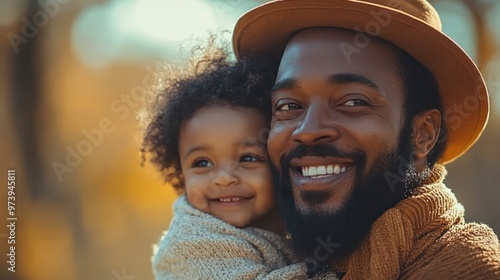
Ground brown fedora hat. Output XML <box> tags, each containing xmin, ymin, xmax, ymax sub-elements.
<box><xmin>233</xmin><ymin>0</ymin><xmax>489</xmax><ymax>164</ymax></box>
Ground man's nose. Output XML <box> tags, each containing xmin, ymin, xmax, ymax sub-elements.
<box><xmin>211</xmin><ymin>163</ymin><xmax>239</xmax><ymax>187</ymax></box>
<box><xmin>292</xmin><ymin>103</ymin><xmax>340</xmax><ymax>145</ymax></box>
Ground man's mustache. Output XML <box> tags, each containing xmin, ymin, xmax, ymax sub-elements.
<box><xmin>279</xmin><ymin>144</ymin><xmax>366</xmax><ymax>169</ymax></box>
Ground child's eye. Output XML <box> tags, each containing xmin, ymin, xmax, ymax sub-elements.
<box><xmin>192</xmin><ymin>159</ymin><xmax>213</xmax><ymax>168</ymax></box>
<box><xmin>240</xmin><ymin>155</ymin><xmax>261</xmax><ymax>162</ymax></box>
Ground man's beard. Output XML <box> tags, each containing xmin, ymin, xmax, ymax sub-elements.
<box><xmin>272</xmin><ymin>124</ymin><xmax>429</xmax><ymax>274</ymax></box>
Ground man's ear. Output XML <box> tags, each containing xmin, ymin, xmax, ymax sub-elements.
<box><xmin>412</xmin><ymin>109</ymin><xmax>441</xmax><ymax>164</ymax></box>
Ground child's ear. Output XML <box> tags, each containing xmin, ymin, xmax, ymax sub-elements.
<box><xmin>411</xmin><ymin>109</ymin><xmax>441</xmax><ymax>165</ymax></box>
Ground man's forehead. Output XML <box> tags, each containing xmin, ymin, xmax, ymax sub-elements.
<box><xmin>277</xmin><ymin>27</ymin><xmax>401</xmax><ymax>79</ymax></box>
<box><xmin>279</xmin><ymin>28</ymin><xmax>351</xmax><ymax>66</ymax></box>
<box><xmin>288</xmin><ymin>27</ymin><xmax>356</xmax><ymax>44</ymax></box>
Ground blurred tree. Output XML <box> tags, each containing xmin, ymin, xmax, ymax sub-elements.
<box><xmin>462</xmin><ymin>0</ymin><xmax>497</xmax><ymax>68</ymax></box>
<box><xmin>10</xmin><ymin>0</ymin><xmax>44</xmax><ymax>199</ymax></box>
<box><xmin>8</xmin><ymin>2</ymin><xmax>88</xmax><ymax>279</ymax></box>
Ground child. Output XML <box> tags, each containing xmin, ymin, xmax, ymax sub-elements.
<box><xmin>141</xmin><ymin>47</ymin><xmax>338</xmax><ymax>279</ymax></box>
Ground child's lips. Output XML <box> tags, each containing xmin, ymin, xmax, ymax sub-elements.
<box><xmin>217</xmin><ymin>196</ymin><xmax>244</xmax><ymax>203</ymax></box>
<box><xmin>210</xmin><ymin>196</ymin><xmax>252</xmax><ymax>205</ymax></box>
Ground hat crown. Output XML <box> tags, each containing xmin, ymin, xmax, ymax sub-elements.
<box><xmin>356</xmin><ymin>0</ymin><xmax>442</xmax><ymax>30</ymax></box>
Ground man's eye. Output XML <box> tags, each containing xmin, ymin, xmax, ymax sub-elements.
<box><xmin>276</xmin><ymin>103</ymin><xmax>302</xmax><ymax>111</ymax></box>
<box><xmin>192</xmin><ymin>159</ymin><xmax>213</xmax><ymax>168</ymax></box>
<box><xmin>343</xmin><ymin>99</ymin><xmax>369</xmax><ymax>106</ymax></box>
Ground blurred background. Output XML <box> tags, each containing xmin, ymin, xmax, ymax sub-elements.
<box><xmin>0</xmin><ymin>0</ymin><xmax>499</xmax><ymax>279</ymax></box>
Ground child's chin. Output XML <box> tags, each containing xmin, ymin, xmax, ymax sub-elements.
<box><xmin>220</xmin><ymin>216</ymin><xmax>251</xmax><ymax>228</ymax></box>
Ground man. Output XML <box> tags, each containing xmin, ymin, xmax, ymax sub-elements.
<box><xmin>233</xmin><ymin>0</ymin><xmax>500</xmax><ymax>279</ymax></box>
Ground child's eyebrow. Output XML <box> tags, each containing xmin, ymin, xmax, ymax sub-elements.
<box><xmin>183</xmin><ymin>145</ymin><xmax>209</xmax><ymax>160</ymax></box>
<box><xmin>240</xmin><ymin>138</ymin><xmax>266</xmax><ymax>149</ymax></box>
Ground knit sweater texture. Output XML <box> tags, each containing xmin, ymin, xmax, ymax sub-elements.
<box><xmin>333</xmin><ymin>164</ymin><xmax>500</xmax><ymax>279</ymax></box>
<box><xmin>152</xmin><ymin>195</ymin><xmax>337</xmax><ymax>279</ymax></box>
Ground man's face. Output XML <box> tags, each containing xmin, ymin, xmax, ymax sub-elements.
<box><xmin>269</xmin><ymin>28</ymin><xmax>406</xmax><ymax>213</ymax></box>
<box><xmin>268</xmin><ymin>28</ymin><xmax>416</xmax><ymax>264</ymax></box>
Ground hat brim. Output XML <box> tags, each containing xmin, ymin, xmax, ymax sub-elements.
<box><xmin>233</xmin><ymin>0</ymin><xmax>489</xmax><ymax>164</ymax></box>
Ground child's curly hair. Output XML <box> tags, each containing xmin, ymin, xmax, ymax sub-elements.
<box><xmin>140</xmin><ymin>42</ymin><xmax>276</xmax><ymax>193</ymax></box>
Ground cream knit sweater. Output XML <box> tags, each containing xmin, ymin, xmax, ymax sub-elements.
<box><xmin>152</xmin><ymin>195</ymin><xmax>337</xmax><ymax>279</ymax></box>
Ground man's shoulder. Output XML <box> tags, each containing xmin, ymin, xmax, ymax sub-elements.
<box><xmin>412</xmin><ymin>222</ymin><xmax>500</xmax><ymax>279</ymax></box>
<box><xmin>439</xmin><ymin>222</ymin><xmax>499</xmax><ymax>255</ymax></box>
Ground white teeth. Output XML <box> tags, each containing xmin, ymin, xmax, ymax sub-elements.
<box><xmin>309</xmin><ymin>166</ymin><xmax>317</xmax><ymax>176</ymax></box>
<box><xmin>220</xmin><ymin>197</ymin><xmax>241</xmax><ymax>202</ymax></box>
<box><xmin>302</xmin><ymin>166</ymin><xmax>308</xmax><ymax>177</ymax></box>
<box><xmin>333</xmin><ymin>165</ymin><xmax>341</xmax><ymax>175</ymax></box>
<box><xmin>317</xmin><ymin>166</ymin><xmax>326</xmax><ymax>175</ymax></box>
<box><xmin>326</xmin><ymin>165</ymin><xmax>334</xmax><ymax>174</ymax></box>
<box><xmin>301</xmin><ymin>165</ymin><xmax>349</xmax><ymax>177</ymax></box>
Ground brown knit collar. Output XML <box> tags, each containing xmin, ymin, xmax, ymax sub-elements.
<box><xmin>420</xmin><ymin>163</ymin><xmax>447</xmax><ymax>186</ymax></box>
<box><xmin>395</xmin><ymin>164</ymin><xmax>463</xmax><ymax>236</ymax></box>
<box><xmin>334</xmin><ymin>164</ymin><xmax>465</xmax><ymax>278</ymax></box>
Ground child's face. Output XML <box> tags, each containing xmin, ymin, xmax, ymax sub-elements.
<box><xmin>179</xmin><ymin>106</ymin><xmax>275</xmax><ymax>228</ymax></box>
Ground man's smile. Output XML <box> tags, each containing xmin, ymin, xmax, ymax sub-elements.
<box><xmin>289</xmin><ymin>156</ymin><xmax>355</xmax><ymax>192</ymax></box>
<box><xmin>300</xmin><ymin>164</ymin><xmax>349</xmax><ymax>177</ymax></box>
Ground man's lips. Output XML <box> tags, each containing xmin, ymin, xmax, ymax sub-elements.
<box><xmin>301</xmin><ymin>164</ymin><xmax>349</xmax><ymax>177</ymax></box>
<box><xmin>289</xmin><ymin>156</ymin><xmax>355</xmax><ymax>191</ymax></box>
<box><xmin>291</xmin><ymin>156</ymin><xmax>354</xmax><ymax>178</ymax></box>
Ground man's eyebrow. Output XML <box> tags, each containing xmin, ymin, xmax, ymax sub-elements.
<box><xmin>328</xmin><ymin>73</ymin><xmax>379</xmax><ymax>90</ymax></box>
<box><xmin>272</xmin><ymin>73</ymin><xmax>379</xmax><ymax>93</ymax></box>
<box><xmin>272</xmin><ymin>78</ymin><xmax>297</xmax><ymax>93</ymax></box>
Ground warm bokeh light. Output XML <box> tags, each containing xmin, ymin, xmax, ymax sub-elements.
<box><xmin>71</xmin><ymin>0</ymin><xmax>216</xmax><ymax>68</ymax></box>
<box><xmin>71</xmin><ymin>2</ymin><xmax>123</xmax><ymax>68</ymax></box>
<box><xmin>434</xmin><ymin>0</ymin><xmax>477</xmax><ymax>61</ymax></box>
<box><xmin>132</xmin><ymin>0</ymin><xmax>215</xmax><ymax>42</ymax></box>
<box><xmin>486</xmin><ymin>2</ymin><xmax>500</xmax><ymax>47</ymax></box>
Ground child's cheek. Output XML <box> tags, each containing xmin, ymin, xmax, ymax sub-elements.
<box><xmin>184</xmin><ymin>176</ymin><xmax>211</xmax><ymax>214</ymax></box>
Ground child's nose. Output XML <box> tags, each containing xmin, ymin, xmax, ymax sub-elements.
<box><xmin>211</xmin><ymin>165</ymin><xmax>239</xmax><ymax>187</ymax></box>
